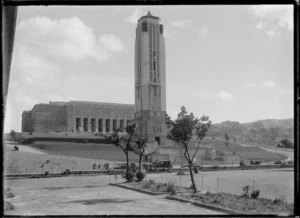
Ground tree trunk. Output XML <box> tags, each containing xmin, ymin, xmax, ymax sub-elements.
<box><xmin>139</xmin><ymin>152</ymin><xmax>142</xmax><ymax>173</ymax></box>
<box><xmin>188</xmin><ymin>162</ymin><xmax>197</xmax><ymax>193</ymax></box>
<box><xmin>126</xmin><ymin>151</ymin><xmax>129</xmax><ymax>182</ymax></box>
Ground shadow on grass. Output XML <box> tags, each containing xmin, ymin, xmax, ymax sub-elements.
<box><xmin>65</xmin><ymin>198</ymin><xmax>133</xmax><ymax>205</ymax></box>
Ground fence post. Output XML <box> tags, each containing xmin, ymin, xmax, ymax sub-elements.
<box><xmin>180</xmin><ymin>172</ymin><xmax>182</xmax><ymax>188</ymax></box>
<box><xmin>217</xmin><ymin>177</ymin><xmax>219</xmax><ymax>193</ymax></box>
<box><xmin>161</xmin><ymin>171</ymin><xmax>162</xmax><ymax>183</ymax></box>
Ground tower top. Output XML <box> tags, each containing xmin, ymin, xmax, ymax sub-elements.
<box><xmin>138</xmin><ymin>11</ymin><xmax>160</xmax><ymax>22</ymax></box>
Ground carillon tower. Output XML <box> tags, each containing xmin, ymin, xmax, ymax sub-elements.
<box><xmin>134</xmin><ymin>11</ymin><xmax>167</xmax><ymax>145</ymax></box>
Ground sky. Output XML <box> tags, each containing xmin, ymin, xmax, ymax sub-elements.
<box><xmin>4</xmin><ymin>5</ymin><xmax>294</xmax><ymax>132</ymax></box>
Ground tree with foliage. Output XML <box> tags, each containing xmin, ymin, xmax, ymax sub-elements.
<box><xmin>10</xmin><ymin>130</ymin><xmax>16</xmax><ymax>141</ymax></box>
<box><xmin>224</xmin><ymin>133</ymin><xmax>230</xmax><ymax>146</ymax></box>
<box><xmin>165</xmin><ymin>106</ymin><xmax>212</xmax><ymax>193</ymax></box>
<box><xmin>279</xmin><ymin>139</ymin><xmax>293</xmax><ymax>148</ymax></box>
<box><xmin>101</xmin><ymin>123</ymin><xmax>136</xmax><ymax>182</ymax></box>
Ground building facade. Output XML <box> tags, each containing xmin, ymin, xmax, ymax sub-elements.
<box><xmin>22</xmin><ymin>11</ymin><xmax>168</xmax><ymax>145</ymax></box>
<box><xmin>134</xmin><ymin>11</ymin><xmax>167</xmax><ymax>144</ymax></box>
<box><xmin>22</xmin><ymin>101</ymin><xmax>135</xmax><ymax>133</ymax></box>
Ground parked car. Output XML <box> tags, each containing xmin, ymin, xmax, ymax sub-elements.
<box><xmin>274</xmin><ymin>160</ymin><xmax>282</xmax><ymax>164</ymax></box>
<box><xmin>250</xmin><ymin>160</ymin><xmax>261</xmax><ymax>165</ymax></box>
<box><xmin>151</xmin><ymin>160</ymin><xmax>173</xmax><ymax>172</ymax></box>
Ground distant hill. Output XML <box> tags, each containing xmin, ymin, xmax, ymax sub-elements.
<box><xmin>207</xmin><ymin>118</ymin><xmax>294</xmax><ymax>147</ymax></box>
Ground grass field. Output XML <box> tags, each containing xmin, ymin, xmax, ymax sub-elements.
<box><xmin>4</xmin><ymin>142</ymin><xmax>133</xmax><ymax>174</ymax></box>
<box><xmin>188</xmin><ymin>137</ymin><xmax>287</xmax><ymax>162</ymax></box>
<box><xmin>31</xmin><ymin>141</ymin><xmax>140</xmax><ymax>162</ymax></box>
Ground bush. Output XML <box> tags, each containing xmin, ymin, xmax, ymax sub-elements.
<box><xmin>242</xmin><ymin>185</ymin><xmax>250</xmax><ymax>198</ymax></box>
<box><xmin>5</xmin><ymin>192</ymin><xmax>15</xmax><ymax>198</ymax></box>
<box><xmin>166</xmin><ymin>182</ymin><xmax>176</xmax><ymax>193</ymax></box>
<box><xmin>205</xmin><ymin>191</ymin><xmax>212</xmax><ymax>196</ymax></box>
<box><xmin>251</xmin><ymin>190</ymin><xmax>260</xmax><ymax>199</ymax></box>
<box><xmin>136</xmin><ymin>171</ymin><xmax>146</xmax><ymax>182</ymax></box>
<box><xmin>273</xmin><ymin>198</ymin><xmax>284</xmax><ymax>204</ymax></box>
<box><xmin>122</xmin><ymin>170</ymin><xmax>135</xmax><ymax>182</ymax></box>
<box><xmin>142</xmin><ymin>180</ymin><xmax>155</xmax><ymax>189</ymax></box>
<box><xmin>4</xmin><ymin>201</ymin><xmax>15</xmax><ymax>212</ymax></box>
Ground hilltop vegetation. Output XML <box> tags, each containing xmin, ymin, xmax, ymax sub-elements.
<box><xmin>206</xmin><ymin>118</ymin><xmax>294</xmax><ymax>147</ymax></box>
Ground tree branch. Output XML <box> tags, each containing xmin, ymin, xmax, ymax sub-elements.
<box><xmin>191</xmin><ymin>138</ymin><xmax>202</xmax><ymax>162</ymax></box>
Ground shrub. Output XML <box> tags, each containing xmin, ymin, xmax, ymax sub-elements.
<box><xmin>122</xmin><ymin>170</ymin><xmax>135</xmax><ymax>182</ymax></box>
<box><xmin>212</xmin><ymin>198</ymin><xmax>220</xmax><ymax>204</ymax></box>
<box><xmin>5</xmin><ymin>192</ymin><xmax>15</xmax><ymax>198</ymax></box>
<box><xmin>242</xmin><ymin>185</ymin><xmax>250</xmax><ymax>198</ymax></box>
<box><xmin>4</xmin><ymin>201</ymin><xmax>15</xmax><ymax>212</ymax></box>
<box><xmin>149</xmin><ymin>179</ymin><xmax>155</xmax><ymax>185</ymax></box>
<box><xmin>166</xmin><ymin>182</ymin><xmax>176</xmax><ymax>193</ymax></box>
<box><xmin>251</xmin><ymin>189</ymin><xmax>260</xmax><ymax>199</ymax></box>
<box><xmin>142</xmin><ymin>180</ymin><xmax>155</xmax><ymax>189</ymax></box>
<box><xmin>273</xmin><ymin>198</ymin><xmax>284</xmax><ymax>204</ymax></box>
<box><xmin>205</xmin><ymin>191</ymin><xmax>212</xmax><ymax>196</ymax></box>
<box><xmin>136</xmin><ymin>171</ymin><xmax>146</xmax><ymax>182</ymax></box>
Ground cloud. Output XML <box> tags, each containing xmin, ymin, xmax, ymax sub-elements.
<box><xmin>266</xmin><ymin>28</ymin><xmax>279</xmax><ymax>39</ymax></box>
<box><xmin>99</xmin><ymin>34</ymin><xmax>124</xmax><ymax>53</ymax></box>
<box><xmin>164</xmin><ymin>30</ymin><xmax>174</xmax><ymax>39</ymax></box>
<box><xmin>126</xmin><ymin>8</ymin><xmax>146</xmax><ymax>24</ymax></box>
<box><xmin>197</xmin><ymin>26</ymin><xmax>209</xmax><ymax>36</ymax></box>
<box><xmin>171</xmin><ymin>20</ymin><xmax>192</xmax><ymax>28</ymax></box>
<box><xmin>243</xmin><ymin>83</ymin><xmax>256</xmax><ymax>88</ymax></box>
<box><xmin>215</xmin><ymin>91</ymin><xmax>233</xmax><ymax>101</ymax></box>
<box><xmin>249</xmin><ymin>5</ymin><xmax>293</xmax><ymax>38</ymax></box>
<box><xmin>17</xmin><ymin>16</ymin><xmax>111</xmax><ymax>62</ymax></box>
<box><xmin>261</xmin><ymin>80</ymin><xmax>278</xmax><ymax>88</ymax></box>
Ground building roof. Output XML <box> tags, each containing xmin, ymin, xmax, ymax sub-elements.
<box><xmin>138</xmin><ymin>11</ymin><xmax>160</xmax><ymax>22</ymax></box>
<box><xmin>68</xmin><ymin>100</ymin><xmax>134</xmax><ymax>108</ymax></box>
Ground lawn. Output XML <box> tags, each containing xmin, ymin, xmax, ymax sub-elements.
<box><xmin>30</xmin><ymin>141</ymin><xmax>140</xmax><ymax>162</ymax></box>
<box><xmin>4</xmin><ymin>143</ymin><xmax>121</xmax><ymax>174</ymax></box>
<box><xmin>188</xmin><ymin>137</ymin><xmax>287</xmax><ymax>162</ymax></box>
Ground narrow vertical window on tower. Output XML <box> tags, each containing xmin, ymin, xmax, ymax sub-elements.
<box><xmin>142</xmin><ymin>22</ymin><xmax>148</xmax><ymax>32</ymax></box>
<box><xmin>160</xmin><ymin>24</ymin><xmax>164</xmax><ymax>34</ymax></box>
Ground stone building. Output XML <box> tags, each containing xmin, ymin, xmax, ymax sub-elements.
<box><xmin>22</xmin><ymin>101</ymin><xmax>134</xmax><ymax>133</ymax></box>
<box><xmin>134</xmin><ymin>11</ymin><xmax>167</xmax><ymax>144</ymax></box>
<box><xmin>21</xmin><ymin>11</ymin><xmax>168</xmax><ymax>146</ymax></box>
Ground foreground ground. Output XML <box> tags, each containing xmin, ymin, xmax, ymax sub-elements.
<box><xmin>4</xmin><ymin>175</ymin><xmax>224</xmax><ymax>215</ymax></box>
<box><xmin>145</xmin><ymin>168</ymin><xmax>294</xmax><ymax>203</ymax></box>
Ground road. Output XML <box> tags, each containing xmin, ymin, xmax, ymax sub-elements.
<box><xmin>4</xmin><ymin>175</ymin><xmax>224</xmax><ymax>216</ymax></box>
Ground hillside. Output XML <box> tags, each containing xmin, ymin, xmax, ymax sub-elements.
<box><xmin>206</xmin><ymin>118</ymin><xmax>294</xmax><ymax>147</ymax></box>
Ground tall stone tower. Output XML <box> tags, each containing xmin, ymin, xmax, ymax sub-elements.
<box><xmin>134</xmin><ymin>11</ymin><xmax>167</xmax><ymax>145</ymax></box>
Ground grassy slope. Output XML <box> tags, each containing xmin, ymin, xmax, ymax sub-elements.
<box><xmin>30</xmin><ymin>141</ymin><xmax>140</xmax><ymax>162</ymax></box>
<box><xmin>189</xmin><ymin>137</ymin><xmax>287</xmax><ymax>162</ymax></box>
<box><xmin>4</xmin><ymin>142</ymin><xmax>138</xmax><ymax>174</ymax></box>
